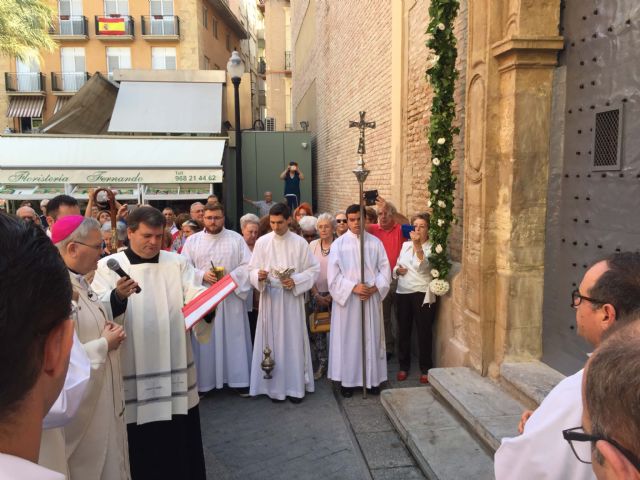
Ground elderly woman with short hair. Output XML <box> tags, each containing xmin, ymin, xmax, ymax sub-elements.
<box><xmin>307</xmin><ymin>213</ymin><xmax>336</xmax><ymax>379</ymax></box>
<box><xmin>393</xmin><ymin>212</ymin><xmax>436</xmax><ymax>384</ymax></box>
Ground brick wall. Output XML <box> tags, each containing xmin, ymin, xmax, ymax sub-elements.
<box><xmin>291</xmin><ymin>0</ymin><xmax>467</xmax><ymax>260</ymax></box>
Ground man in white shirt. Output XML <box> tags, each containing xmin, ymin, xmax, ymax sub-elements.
<box><xmin>0</xmin><ymin>213</ymin><xmax>75</xmax><ymax>480</ymax></box>
<box><xmin>495</xmin><ymin>252</ymin><xmax>640</xmax><ymax>480</ymax></box>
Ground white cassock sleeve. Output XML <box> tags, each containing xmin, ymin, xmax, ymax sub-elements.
<box><xmin>327</xmin><ymin>247</ymin><xmax>357</xmax><ymax>307</ymax></box>
<box><xmin>494</xmin><ymin>370</ymin><xmax>594</xmax><ymax>480</ymax></box>
<box><xmin>42</xmin><ymin>331</ymin><xmax>91</xmax><ymax>429</ymax></box>
<box><xmin>180</xmin><ymin>236</ymin><xmax>205</xmax><ymax>285</ymax></box>
<box><xmin>373</xmin><ymin>242</ymin><xmax>391</xmax><ymax>301</ymax></box>
<box><xmin>229</xmin><ymin>240</ymin><xmax>252</xmax><ymax>301</ymax></box>
<box><xmin>179</xmin><ymin>257</ymin><xmax>212</xmax><ymax>344</ymax></box>
<box><xmin>248</xmin><ymin>242</ymin><xmax>267</xmax><ymax>292</ymax></box>
<box><xmin>291</xmin><ymin>244</ymin><xmax>320</xmax><ymax>297</ymax></box>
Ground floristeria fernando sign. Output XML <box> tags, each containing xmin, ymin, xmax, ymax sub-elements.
<box><xmin>0</xmin><ymin>169</ymin><xmax>221</xmax><ymax>184</ymax></box>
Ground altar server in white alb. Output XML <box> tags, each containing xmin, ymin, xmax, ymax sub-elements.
<box><xmin>182</xmin><ymin>203</ymin><xmax>253</xmax><ymax>394</ymax></box>
<box><xmin>52</xmin><ymin>216</ymin><xmax>134</xmax><ymax>480</ymax></box>
<box><xmin>328</xmin><ymin>203</ymin><xmax>390</xmax><ymax>398</ymax></box>
<box><xmin>92</xmin><ymin>207</ymin><xmax>211</xmax><ymax>480</ymax></box>
<box><xmin>248</xmin><ymin>203</ymin><xmax>320</xmax><ymax>403</ymax></box>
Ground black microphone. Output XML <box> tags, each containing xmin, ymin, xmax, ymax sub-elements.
<box><xmin>106</xmin><ymin>259</ymin><xmax>142</xmax><ymax>293</ymax></box>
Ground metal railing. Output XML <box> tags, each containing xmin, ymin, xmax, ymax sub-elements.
<box><xmin>141</xmin><ymin>15</ymin><xmax>180</xmax><ymax>36</ymax></box>
<box><xmin>258</xmin><ymin>89</ymin><xmax>266</xmax><ymax>106</ymax></box>
<box><xmin>4</xmin><ymin>72</ymin><xmax>46</xmax><ymax>93</ymax></box>
<box><xmin>51</xmin><ymin>72</ymin><xmax>91</xmax><ymax>92</ymax></box>
<box><xmin>258</xmin><ymin>57</ymin><xmax>266</xmax><ymax>74</ymax></box>
<box><xmin>284</xmin><ymin>51</ymin><xmax>292</xmax><ymax>70</ymax></box>
<box><xmin>49</xmin><ymin>15</ymin><xmax>88</xmax><ymax>36</ymax></box>
<box><xmin>94</xmin><ymin>15</ymin><xmax>134</xmax><ymax>36</ymax></box>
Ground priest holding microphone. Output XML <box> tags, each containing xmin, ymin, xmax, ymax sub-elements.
<box><xmin>92</xmin><ymin>206</ymin><xmax>211</xmax><ymax>480</ymax></box>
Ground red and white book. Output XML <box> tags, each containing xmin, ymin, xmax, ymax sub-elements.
<box><xmin>182</xmin><ymin>274</ymin><xmax>237</xmax><ymax>330</ymax></box>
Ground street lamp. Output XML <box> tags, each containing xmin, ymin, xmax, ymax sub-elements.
<box><xmin>227</xmin><ymin>50</ymin><xmax>244</xmax><ymax>227</ymax></box>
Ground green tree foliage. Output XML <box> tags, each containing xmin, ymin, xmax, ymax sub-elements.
<box><xmin>0</xmin><ymin>0</ymin><xmax>55</xmax><ymax>61</ymax></box>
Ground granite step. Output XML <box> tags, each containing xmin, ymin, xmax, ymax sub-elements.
<box><xmin>381</xmin><ymin>387</ymin><xmax>494</xmax><ymax>480</ymax></box>
<box><xmin>428</xmin><ymin>367</ymin><xmax>527</xmax><ymax>452</ymax></box>
<box><xmin>499</xmin><ymin>361</ymin><xmax>565</xmax><ymax>410</ymax></box>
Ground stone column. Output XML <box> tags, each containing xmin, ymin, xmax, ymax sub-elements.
<box><xmin>453</xmin><ymin>0</ymin><xmax>562</xmax><ymax>375</ymax></box>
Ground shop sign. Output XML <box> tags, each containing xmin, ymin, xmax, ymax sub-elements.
<box><xmin>0</xmin><ymin>169</ymin><xmax>221</xmax><ymax>184</ymax></box>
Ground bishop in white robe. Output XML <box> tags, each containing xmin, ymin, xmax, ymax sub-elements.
<box><xmin>248</xmin><ymin>227</ymin><xmax>319</xmax><ymax>401</ymax></box>
<box><xmin>93</xmin><ymin>232</ymin><xmax>211</xmax><ymax>480</ymax></box>
<box><xmin>182</xmin><ymin>226</ymin><xmax>253</xmax><ymax>392</ymax></box>
<box><xmin>327</xmin><ymin>224</ymin><xmax>390</xmax><ymax>390</ymax></box>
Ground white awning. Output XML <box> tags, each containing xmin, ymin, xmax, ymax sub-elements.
<box><xmin>108</xmin><ymin>81</ymin><xmax>223</xmax><ymax>134</ymax></box>
<box><xmin>0</xmin><ymin>135</ymin><xmax>226</xmax><ymax>169</ymax></box>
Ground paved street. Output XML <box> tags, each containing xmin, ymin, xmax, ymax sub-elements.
<box><xmin>199</xmin><ymin>357</ymin><xmax>427</xmax><ymax>480</ymax></box>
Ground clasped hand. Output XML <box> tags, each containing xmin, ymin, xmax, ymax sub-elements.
<box><xmin>353</xmin><ymin>283</ymin><xmax>377</xmax><ymax>300</ymax></box>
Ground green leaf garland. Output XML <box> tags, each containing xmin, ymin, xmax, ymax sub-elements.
<box><xmin>425</xmin><ymin>0</ymin><xmax>460</xmax><ymax>294</ymax></box>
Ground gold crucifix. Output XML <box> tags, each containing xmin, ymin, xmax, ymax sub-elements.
<box><xmin>349</xmin><ymin>111</ymin><xmax>376</xmax><ymax>155</ymax></box>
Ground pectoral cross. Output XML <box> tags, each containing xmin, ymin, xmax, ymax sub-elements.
<box><xmin>349</xmin><ymin>111</ymin><xmax>376</xmax><ymax>155</ymax></box>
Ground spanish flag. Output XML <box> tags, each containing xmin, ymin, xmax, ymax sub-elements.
<box><xmin>98</xmin><ymin>17</ymin><xmax>126</xmax><ymax>35</ymax></box>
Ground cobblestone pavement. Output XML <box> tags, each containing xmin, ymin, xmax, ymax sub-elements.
<box><xmin>199</xmin><ymin>356</ymin><xmax>427</xmax><ymax>480</ymax></box>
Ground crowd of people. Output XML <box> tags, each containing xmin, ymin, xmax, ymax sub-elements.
<box><xmin>0</xmin><ymin>189</ymin><xmax>437</xmax><ymax>480</ymax></box>
<box><xmin>2</xmin><ymin>188</ymin><xmax>639</xmax><ymax>480</ymax></box>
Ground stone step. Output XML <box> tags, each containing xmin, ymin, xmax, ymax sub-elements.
<box><xmin>428</xmin><ymin>367</ymin><xmax>527</xmax><ymax>452</ymax></box>
<box><xmin>499</xmin><ymin>361</ymin><xmax>565</xmax><ymax>410</ymax></box>
<box><xmin>381</xmin><ymin>387</ymin><xmax>495</xmax><ymax>480</ymax></box>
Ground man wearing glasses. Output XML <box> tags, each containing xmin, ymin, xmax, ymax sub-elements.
<box><xmin>563</xmin><ymin>319</ymin><xmax>640</xmax><ymax>480</ymax></box>
<box><xmin>181</xmin><ymin>203</ymin><xmax>253</xmax><ymax>396</ymax></box>
<box><xmin>495</xmin><ymin>252</ymin><xmax>640</xmax><ymax>480</ymax></box>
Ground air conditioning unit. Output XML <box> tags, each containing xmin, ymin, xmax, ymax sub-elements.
<box><xmin>265</xmin><ymin>117</ymin><xmax>276</xmax><ymax>132</ymax></box>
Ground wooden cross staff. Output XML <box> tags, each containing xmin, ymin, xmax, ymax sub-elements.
<box><xmin>349</xmin><ymin>111</ymin><xmax>376</xmax><ymax>155</ymax></box>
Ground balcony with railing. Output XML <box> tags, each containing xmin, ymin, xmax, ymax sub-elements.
<box><xmin>95</xmin><ymin>15</ymin><xmax>134</xmax><ymax>39</ymax></box>
<box><xmin>4</xmin><ymin>73</ymin><xmax>46</xmax><ymax>95</ymax></box>
<box><xmin>258</xmin><ymin>89</ymin><xmax>266</xmax><ymax>106</ymax></box>
<box><xmin>141</xmin><ymin>15</ymin><xmax>180</xmax><ymax>39</ymax></box>
<box><xmin>258</xmin><ymin>57</ymin><xmax>266</xmax><ymax>75</ymax></box>
<box><xmin>49</xmin><ymin>15</ymin><xmax>89</xmax><ymax>39</ymax></box>
<box><xmin>51</xmin><ymin>72</ymin><xmax>91</xmax><ymax>93</ymax></box>
<box><xmin>284</xmin><ymin>51</ymin><xmax>291</xmax><ymax>71</ymax></box>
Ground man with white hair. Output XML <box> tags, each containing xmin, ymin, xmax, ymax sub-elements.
<box><xmin>244</xmin><ymin>191</ymin><xmax>275</xmax><ymax>217</ymax></box>
<box><xmin>299</xmin><ymin>215</ymin><xmax>318</xmax><ymax>243</ymax></box>
<box><xmin>16</xmin><ymin>205</ymin><xmax>41</xmax><ymax>226</ymax></box>
<box><xmin>189</xmin><ymin>202</ymin><xmax>205</xmax><ymax>225</ymax></box>
<box><xmin>40</xmin><ymin>199</ymin><xmax>49</xmax><ymax>228</ymax></box>
<box><xmin>240</xmin><ymin>213</ymin><xmax>260</xmax><ymax>343</ymax></box>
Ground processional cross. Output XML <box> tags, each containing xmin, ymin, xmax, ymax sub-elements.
<box><xmin>348</xmin><ymin>111</ymin><xmax>376</xmax><ymax>399</ymax></box>
<box><xmin>349</xmin><ymin>111</ymin><xmax>376</xmax><ymax>156</ymax></box>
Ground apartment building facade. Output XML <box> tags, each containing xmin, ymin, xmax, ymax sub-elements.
<box><xmin>0</xmin><ymin>0</ymin><xmax>263</xmax><ymax>133</ymax></box>
<box><xmin>263</xmin><ymin>0</ymin><xmax>291</xmax><ymax>131</ymax></box>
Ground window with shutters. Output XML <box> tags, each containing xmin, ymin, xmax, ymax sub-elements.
<box><xmin>152</xmin><ymin>47</ymin><xmax>176</xmax><ymax>70</ymax></box>
<box><xmin>149</xmin><ymin>0</ymin><xmax>175</xmax><ymax>35</ymax></box>
<box><xmin>58</xmin><ymin>0</ymin><xmax>84</xmax><ymax>35</ymax></box>
<box><xmin>104</xmin><ymin>0</ymin><xmax>128</xmax><ymax>15</ymax></box>
<box><xmin>15</xmin><ymin>58</ymin><xmax>41</xmax><ymax>92</ymax></box>
<box><xmin>106</xmin><ymin>47</ymin><xmax>131</xmax><ymax>80</ymax></box>
<box><xmin>60</xmin><ymin>47</ymin><xmax>86</xmax><ymax>91</ymax></box>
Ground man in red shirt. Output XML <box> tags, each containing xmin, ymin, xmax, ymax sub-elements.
<box><xmin>368</xmin><ymin>198</ymin><xmax>409</xmax><ymax>358</ymax></box>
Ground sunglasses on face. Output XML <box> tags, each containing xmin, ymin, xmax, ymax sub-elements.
<box><xmin>336</xmin><ymin>219</ymin><xmax>347</xmax><ymax>224</ymax></box>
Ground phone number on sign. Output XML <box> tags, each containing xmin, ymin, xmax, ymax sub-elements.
<box><xmin>175</xmin><ymin>175</ymin><xmax>218</xmax><ymax>182</ymax></box>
